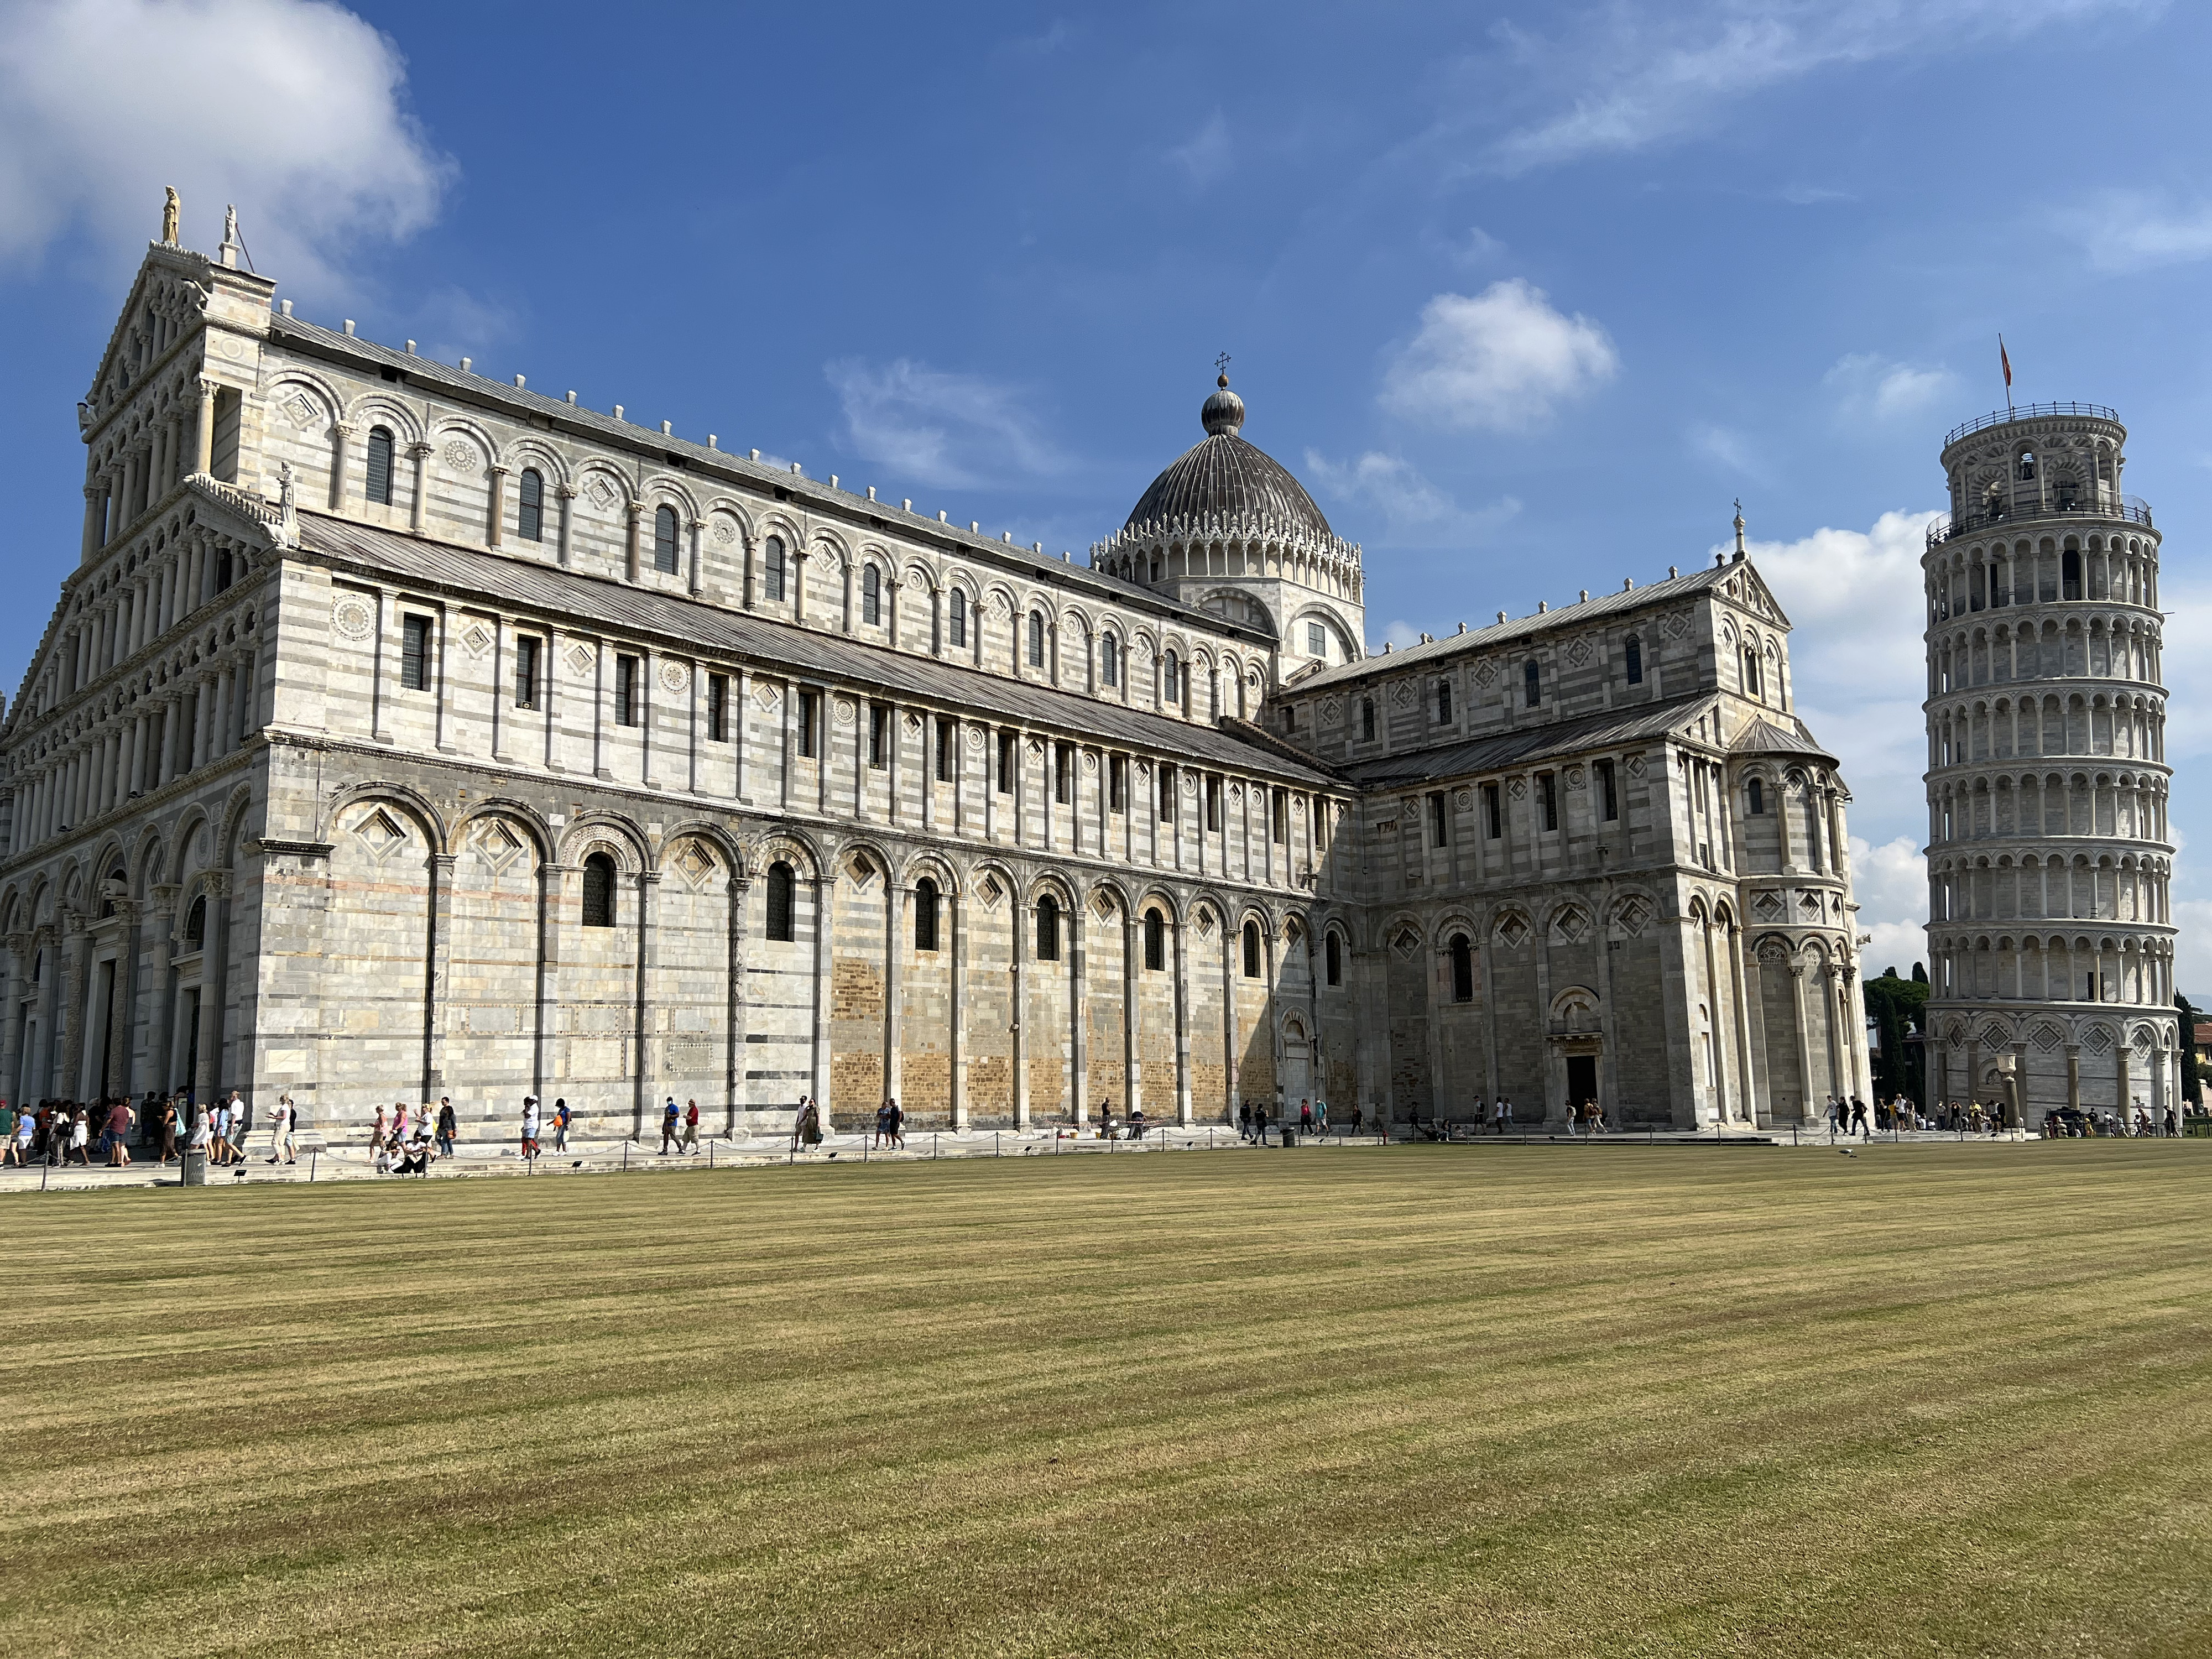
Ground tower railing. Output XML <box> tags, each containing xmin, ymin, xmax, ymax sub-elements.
<box><xmin>1926</xmin><ymin>494</ymin><xmax>2153</xmax><ymax>550</ymax></box>
<box><xmin>1943</xmin><ymin>403</ymin><xmax>2122</xmax><ymax>446</ymax></box>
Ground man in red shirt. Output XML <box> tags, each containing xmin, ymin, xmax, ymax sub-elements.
<box><xmin>105</xmin><ymin>1098</ymin><xmax>134</xmax><ymax>1167</ymax></box>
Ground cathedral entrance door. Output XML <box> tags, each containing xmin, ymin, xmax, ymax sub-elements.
<box><xmin>1281</xmin><ymin>1030</ymin><xmax>1311</xmax><ymax>1114</ymax></box>
<box><xmin>1565</xmin><ymin>1054</ymin><xmax>1598</xmax><ymax>1118</ymax></box>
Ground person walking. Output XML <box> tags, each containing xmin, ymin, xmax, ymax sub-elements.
<box><xmin>435</xmin><ymin>1098</ymin><xmax>457</xmax><ymax>1159</ymax></box>
<box><xmin>1237</xmin><ymin>1102</ymin><xmax>1251</xmax><ymax>1142</ymax></box>
<box><xmin>660</xmin><ymin>1096</ymin><xmax>680</xmax><ymax>1155</ymax></box>
<box><xmin>266</xmin><ymin>1095</ymin><xmax>296</xmax><ymax>1165</ymax></box>
<box><xmin>102</xmin><ymin>1098</ymin><xmax>133</xmax><ymax>1167</ymax></box>
<box><xmin>8</xmin><ymin>1103</ymin><xmax>29</xmax><ymax>1166</ymax></box>
<box><xmin>65</xmin><ymin>1107</ymin><xmax>92</xmax><ymax>1166</ymax></box>
<box><xmin>0</xmin><ymin>1100</ymin><xmax>16</xmax><ymax>1168</ymax></box>
<box><xmin>1300</xmin><ymin>1099</ymin><xmax>1314</xmax><ymax>1137</ymax></box>
<box><xmin>794</xmin><ymin>1097</ymin><xmax>822</xmax><ymax>1153</ymax></box>
<box><xmin>681</xmin><ymin>1098</ymin><xmax>701</xmax><ymax>1154</ymax></box>
<box><xmin>549</xmin><ymin>1098</ymin><xmax>569</xmax><ymax>1154</ymax></box>
<box><xmin>888</xmin><ymin>1098</ymin><xmax>906</xmax><ymax>1149</ymax></box>
<box><xmin>520</xmin><ymin>1095</ymin><xmax>541</xmax><ymax>1162</ymax></box>
<box><xmin>372</xmin><ymin>1104</ymin><xmax>389</xmax><ymax>1157</ymax></box>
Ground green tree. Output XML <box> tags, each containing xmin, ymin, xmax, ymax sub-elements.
<box><xmin>2178</xmin><ymin>993</ymin><xmax>2202</xmax><ymax>1105</ymax></box>
<box><xmin>1863</xmin><ymin>968</ymin><xmax>1931</xmax><ymax>1100</ymax></box>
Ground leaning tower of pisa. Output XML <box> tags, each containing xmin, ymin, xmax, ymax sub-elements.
<box><xmin>1923</xmin><ymin>403</ymin><xmax>2179</xmax><ymax>1127</ymax></box>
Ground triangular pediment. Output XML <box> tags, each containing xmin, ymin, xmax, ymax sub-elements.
<box><xmin>82</xmin><ymin>238</ymin><xmax>275</xmax><ymax>440</ymax></box>
<box><xmin>1713</xmin><ymin>559</ymin><xmax>1792</xmax><ymax>630</ymax></box>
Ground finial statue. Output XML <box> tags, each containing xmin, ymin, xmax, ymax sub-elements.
<box><xmin>161</xmin><ymin>187</ymin><xmax>179</xmax><ymax>246</ymax></box>
<box><xmin>1214</xmin><ymin>351</ymin><xmax>1231</xmax><ymax>387</ymax></box>
<box><xmin>1731</xmin><ymin>498</ymin><xmax>1747</xmax><ymax>563</ymax></box>
<box><xmin>223</xmin><ymin>204</ymin><xmax>238</xmax><ymax>246</ymax></box>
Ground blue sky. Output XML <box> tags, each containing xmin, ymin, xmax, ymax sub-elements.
<box><xmin>4</xmin><ymin>0</ymin><xmax>2209</xmax><ymax>984</ymax></box>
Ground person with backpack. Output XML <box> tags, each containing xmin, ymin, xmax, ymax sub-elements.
<box><xmin>549</xmin><ymin>1099</ymin><xmax>570</xmax><ymax>1154</ymax></box>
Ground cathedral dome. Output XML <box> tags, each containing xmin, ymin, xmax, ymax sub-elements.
<box><xmin>1123</xmin><ymin>374</ymin><xmax>1334</xmax><ymax>541</ymax></box>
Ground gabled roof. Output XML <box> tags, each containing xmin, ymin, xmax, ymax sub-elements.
<box><xmin>292</xmin><ymin>512</ymin><xmax>1339</xmax><ymax>789</ymax></box>
<box><xmin>1729</xmin><ymin>714</ymin><xmax>1834</xmax><ymax>763</ymax></box>
<box><xmin>1340</xmin><ymin>692</ymin><xmax>1718</xmax><ymax>790</ymax></box>
<box><xmin>1291</xmin><ymin>556</ymin><xmax>1790</xmax><ymax>695</ymax></box>
<box><xmin>267</xmin><ymin>316</ymin><xmax>1275</xmax><ymax>649</ymax></box>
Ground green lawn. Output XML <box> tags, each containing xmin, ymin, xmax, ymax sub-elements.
<box><xmin>7</xmin><ymin>1145</ymin><xmax>2210</xmax><ymax>1658</ymax></box>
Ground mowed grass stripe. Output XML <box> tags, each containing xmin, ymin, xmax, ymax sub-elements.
<box><xmin>4</xmin><ymin>1145</ymin><xmax>2208</xmax><ymax>1657</ymax></box>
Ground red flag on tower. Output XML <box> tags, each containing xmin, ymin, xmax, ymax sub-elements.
<box><xmin>2000</xmin><ymin>335</ymin><xmax>2013</xmax><ymax>410</ymax></box>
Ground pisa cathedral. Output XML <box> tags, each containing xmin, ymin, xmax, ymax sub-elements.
<box><xmin>1922</xmin><ymin>405</ymin><xmax>2180</xmax><ymax>1120</ymax></box>
<box><xmin>0</xmin><ymin>223</ymin><xmax>1874</xmax><ymax>1138</ymax></box>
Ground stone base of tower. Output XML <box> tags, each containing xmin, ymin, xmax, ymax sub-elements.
<box><xmin>1922</xmin><ymin>1000</ymin><xmax>2182</xmax><ymax>1128</ymax></box>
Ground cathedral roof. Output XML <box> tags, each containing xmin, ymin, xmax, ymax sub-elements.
<box><xmin>1339</xmin><ymin>692</ymin><xmax>1720</xmax><ymax>789</ymax></box>
<box><xmin>293</xmin><ymin>512</ymin><xmax>1339</xmax><ymax>789</ymax></box>
<box><xmin>1728</xmin><ymin>714</ymin><xmax>1833</xmax><ymax>763</ymax></box>
<box><xmin>1122</xmin><ymin>375</ymin><xmax>1334</xmax><ymax>541</ymax></box>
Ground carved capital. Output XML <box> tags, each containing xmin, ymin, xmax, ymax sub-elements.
<box><xmin>555</xmin><ymin>483</ymin><xmax>578</xmax><ymax>500</ymax></box>
<box><xmin>201</xmin><ymin>872</ymin><xmax>231</xmax><ymax>900</ymax></box>
<box><xmin>149</xmin><ymin>883</ymin><xmax>181</xmax><ymax>915</ymax></box>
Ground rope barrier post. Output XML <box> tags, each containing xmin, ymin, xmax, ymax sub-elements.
<box><xmin>310</xmin><ymin>1148</ymin><xmax>317</xmax><ymax>1183</ymax></box>
<box><xmin>622</xmin><ymin>1141</ymin><xmax>629</xmax><ymax>1173</ymax></box>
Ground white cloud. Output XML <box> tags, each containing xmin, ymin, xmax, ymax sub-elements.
<box><xmin>1375</xmin><ymin>619</ymin><xmax>1425</xmax><ymax>653</ymax></box>
<box><xmin>1302</xmin><ymin>448</ymin><xmax>1521</xmax><ymax>546</ymax></box>
<box><xmin>0</xmin><ymin>0</ymin><xmax>450</xmax><ymax>294</ymax></box>
<box><xmin>1691</xmin><ymin>422</ymin><xmax>1761</xmax><ymax>478</ymax></box>
<box><xmin>1454</xmin><ymin>225</ymin><xmax>1507</xmax><ymax>265</ymax></box>
<box><xmin>1380</xmin><ymin>280</ymin><xmax>1619</xmax><ymax>432</ymax></box>
<box><xmin>2069</xmin><ymin>189</ymin><xmax>2212</xmax><ymax>273</ymax></box>
<box><xmin>1825</xmin><ymin>352</ymin><xmax>1960</xmax><ymax>423</ymax></box>
<box><xmin>826</xmin><ymin>357</ymin><xmax>1067</xmax><ymax>489</ymax></box>
<box><xmin>1481</xmin><ymin>1</ymin><xmax>2154</xmax><ymax>175</ymax></box>
<box><xmin>1166</xmin><ymin>112</ymin><xmax>1232</xmax><ymax>187</ymax></box>
<box><xmin>1725</xmin><ymin>508</ymin><xmax>1943</xmax><ymax>850</ymax></box>
<box><xmin>1850</xmin><ymin>833</ymin><xmax>1931</xmax><ymax>977</ymax></box>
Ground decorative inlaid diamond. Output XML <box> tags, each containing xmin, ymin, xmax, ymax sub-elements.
<box><xmin>2031</xmin><ymin>1023</ymin><xmax>2063</xmax><ymax>1052</ymax></box>
<box><xmin>978</xmin><ymin>877</ymin><xmax>1002</xmax><ymax>906</ymax></box>
<box><xmin>2083</xmin><ymin>1025</ymin><xmax>2112</xmax><ymax>1054</ymax></box>
<box><xmin>1626</xmin><ymin>754</ymin><xmax>1646</xmax><ymax>778</ymax></box>
<box><xmin>462</xmin><ymin>622</ymin><xmax>493</xmax><ymax>658</ymax></box>
<box><xmin>1507</xmin><ymin>778</ymin><xmax>1528</xmax><ymax>800</ymax></box>
<box><xmin>1392</xmin><ymin>927</ymin><xmax>1421</xmax><ymax>959</ymax></box>
<box><xmin>1566</xmin><ymin>638</ymin><xmax>1593</xmax><ymax>667</ymax></box>
<box><xmin>1495</xmin><ymin>916</ymin><xmax>1530</xmax><ymax>950</ymax></box>
<box><xmin>1554</xmin><ymin>909</ymin><xmax>1589</xmax><ymax>944</ymax></box>
<box><xmin>566</xmin><ymin>643</ymin><xmax>595</xmax><ymax>677</ymax></box>
<box><xmin>754</xmin><ymin>681</ymin><xmax>780</xmax><ymax>711</ymax></box>
<box><xmin>584</xmin><ymin>476</ymin><xmax>617</xmax><ymax>511</ymax></box>
<box><xmin>284</xmin><ymin>392</ymin><xmax>318</xmax><ymax>429</ymax></box>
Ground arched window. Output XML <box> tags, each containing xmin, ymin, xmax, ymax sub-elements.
<box><xmin>2062</xmin><ymin>550</ymin><xmax>2081</xmax><ymax>601</ymax></box>
<box><xmin>1242</xmin><ymin>919</ymin><xmax>1261</xmax><ymax>979</ymax></box>
<box><xmin>1742</xmin><ymin>648</ymin><xmax>1763</xmax><ymax>698</ymax></box>
<box><xmin>950</xmin><ymin>588</ymin><xmax>967</xmax><ymax>646</ymax></box>
<box><xmin>184</xmin><ymin>894</ymin><xmax>207</xmax><ymax>947</ymax></box>
<box><xmin>1029</xmin><ymin>611</ymin><xmax>1046</xmax><ymax>667</ymax></box>
<box><xmin>1436</xmin><ymin>680</ymin><xmax>1453</xmax><ymax>723</ymax></box>
<box><xmin>365</xmin><ymin>426</ymin><xmax>395</xmax><ymax>507</ymax></box>
<box><xmin>862</xmin><ymin>564</ymin><xmax>881</xmax><ymax>625</ymax></box>
<box><xmin>2017</xmin><ymin>448</ymin><xmax>2037</xmax><ymax>481</ymax></box>
<box><xmin>1524</xmin><ymin>659</ymin><xmax>1541</xmax><ymax>707</ymax></box>
<box><xmin>517</xmin><ymin>468</ymin><xmax>544</xmax><ymax>542</ymax></box>
<box><xmin>581</xmin><ymin>852</ymin><xmax>617</xmax><ymax>928</ymax></box>
<box><xmin>765</xmin><ymin>860</ymin><xmax>796</xmax><ymax>942</ymax></box>
<box><xmin>1361</xmin><ymin>697</ymin><xmax>1375</xmax><ymax>741</ymax></box>
<box><xmin>764</xmin><ymin>535</ymin><xmax>787</xmax><ymax>601</ymax></box>
<box><xmin>1036</xmin><ymin>893</ymin><xmax>1060</xmax><ymax>961</ymax></box>
<box><xmin>1165</xmin><ymin>650</ymin><xmax>1181</xmax><ymax>706</ymax></box>
<box><xmin>1747</xmin><ymin>776</ymin><xmax>1765</xmax><ymax>815</ymax></box>
<box><xmin>1144</xmin><ymin>907</ymin><xmax>1166</xmax><ymax>971</ymax></box>
<box><xmin>653</xmin><ymin>504</ymin><xmax>680</xmax><ymax>573</ymax></box>
<box><xmin>1102</xmin><ymin>634</ymin><xmax>1119</xmax><ymax>687</ymax></box>
<box><xmin>914</xmin><ymin>876</ymin><xmax>940</xmax><ymax>951</ymax></box>
<box><xmin>1450</xmin><ymin>934</ymin><xmax>1474</xmax><ymax>1003</ymax></box>
<box><xmin>1325</xmin><ymin>931</ymin><xmax>1343</xmax><ymax>985</ymax></box>
<box><xmin>1625</xmin><ymin>634</ymin><xmax>1642</xmax><ymax>685</ymax></box>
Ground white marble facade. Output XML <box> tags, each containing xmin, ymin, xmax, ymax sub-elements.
<box><xmin>0</xmin><ymin>237</ymin><xmax>1871</xmax><ymax>1137</ymax></box>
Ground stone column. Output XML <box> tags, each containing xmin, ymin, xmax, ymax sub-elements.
<box><xmin>81</xmin><ymin>486</ymin><xmax>101</xmax><ymax>563</ymax></box>
<box><xmin>1966</xmin><ymin>1034</ymin><xmax>1981</xmax><ymax>1115</ymax></box>
<box><xmin>1011</xmin><ymin>894</ymin><xmax>1029</xmax><ymax>1128</ymax></box>
<box><xmin>194</xmin><ymin>377</ymin><xmax>217</xmax><ymax>474</ymax></box>
<box><xmin>687</xmin><ymin>517</ymin><xmax>704</xmax><ymax>596</ymax></box>
<box><xmin>537</xmin><ymin>862</ymin><xmax>567</xmax><ymax>1110</ymax></box>
<box><xmin>555</xmin><ymin>483</ymin><xmax>575</xmax><ymax>567</ymax></box>
<box><xmin>1728</xmin><ymin>925</ymin><xmax>1759</xmax><ymax>1125</ymax></box>
<box><xmin>328</xmin><ymin>422</ymin><xmax>354</xmax><ymax>510</ymax></box>
<box><xmin>1790</xmin><ymin>962</ymin><xmax>1817</xmax><ymax>1123</ymax></box>
<box><xmin>486</xmin><ymin>465</ymin><xmax>508</xmax><ymax>547</ymax></box>
<box><xmin>432</xmin><ymin>603</ymin><xmax>454</xmax><ymax>755</ymax></box>
<box><xmin>1069</xmin><ymin>899</ymin><xmax>1087</xmax><ymax>1129</ymax></box>
<box><xmin>194</xmin><ymin>874</ymin><xmax>230</xmax><ymax>1105</ymax></box>
<box><xmin>2116</xmin><ymin>1044</ymin><xmax>2132</xmax><ymax>1122</ymax></box>
<box><xmin>0</xmin><ymin>935</ymin><xmax>27</xmax><ymax>1101</ymax></box>
<box><xmin>811</xmin><ymin>873</ymin><xmax>836</xmax><ymax>1125</ymax></box>
<box><xmin>948</xmin><ymin>886</ymin><xmax>967</xmax><ymax>1129</ymax></box>
<box><xmin>490</xmin><ymin>615</ymin><xmax>511</xmax><ymax>764</ymax></box>
<box><xmin>1173</xmin><ymin>902</ymin><xmax>1193</xmax><ymax>1126</ymax></box>
<box><xmin>370</xmin><ymin>588</ymin><xmax>395</xmax><ymax>745</ymax></box>
<box><xmin>1224</xmin><ymin>905</ymin><xmax>1243</xmax><ymax>1124</ymax></box>
<box><xmin>624</xmin><ymin>501</ymin><xmax>643</xmax><ymax>582</ymax></box>
<box><xmin>56</xmin><ymin>916</ymin><xmax>89</xmax><ymax>1100</ymax></box>
<box><xmin>2065</xmin><ymin>1043</ymin><xmax>2081</xmax><ymax>1114</ymax></box>
<box><xmin>725</xmin><ymin>872</ymin><xmax>750</xmax><ymax>1133</ymax></box>
<box><xmin>424</xmin><ymin>852</ymin><xmax>456</xmax><ymax>1099</ymax></box>
<box><xmin>1122</xmin><ymin>907</ymin><xmax>1140</xmax><ymax>1120</ymax></box>
<box><xmin>633</xmin><ymin>869</ymin><xmax>660</xmax><ymax>1137</ymax></box>
<box><xmin>885</xmin><ymin>884</ymin><xmax>905</xmax><ymax>1109</ymax></box>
